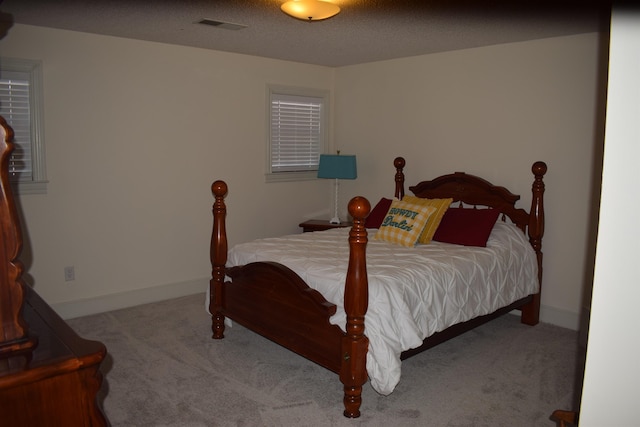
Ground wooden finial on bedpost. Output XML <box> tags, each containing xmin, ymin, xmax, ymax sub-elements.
<box><xmin>341</xmin><ymin>196</ymin><xmax>370</xmax><ymax>418</ymax></box>
<box><xmin>522</xmin><ymin>161</ymin><xmax>547</xmax><ymax>325</ymax></box>
<box><xmin>210</xmin><ymin>180</ymin><xmax>228</xmax><ymax>340</ymax></box>
<box><xmin>394</xmin><ymin>157</ymin><xmax>406</xmax><ymax>200</ymax></box>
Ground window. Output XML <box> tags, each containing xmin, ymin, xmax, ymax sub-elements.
<box><xmin>0</xmin><ymin>58</ymin><xmax>47</xmax><ymax>194</ymax></box>
<box><xmin>266</xmin><ymin>86</ymin><xmax>329</xmax><ymax>182</ymax></box>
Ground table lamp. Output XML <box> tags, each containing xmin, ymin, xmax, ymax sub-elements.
<box><xmin>317</xmin><ymin>153</ymin><xmax>357</xmax><ymax>224</ymax></box>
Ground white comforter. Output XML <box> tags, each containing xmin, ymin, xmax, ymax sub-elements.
<box><xmin>226</xmin><ymin>221</ymin><xmax>539</xmax><ymax>395</ymax></box>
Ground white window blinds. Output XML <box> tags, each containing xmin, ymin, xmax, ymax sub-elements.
<box><xmin>0</xmin><ymin>57</ymin><xmax>46</xmax><ymax>194</ymax></box>
<box><xmin>270</xmin><ymin>92</ymin><xmax>324</xmax><ymax>173</ymax></box>
<box><xmin>0</xmin><ymin>72</ymin><xmax>32</xmax><ymax>181</ymax></box>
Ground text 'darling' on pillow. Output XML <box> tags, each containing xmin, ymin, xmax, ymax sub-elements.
<box><xmin>401</xmin><ymin>195</ymin><xmax>453</xmax><ymax>244</ymax></box>
<box><xmin>433</xmin><ymin>208</ymin><xmax>501</xmax><ymax>247</ymax></box>
<box><xmin>374</xmin><ymin>200</ymin><xmax>436</xmax><ymax>247</ymax></box>
<box><xmin>365</xmin><ymin>197</ymin><xmax>393</xmax><ymax>228</ymax></box>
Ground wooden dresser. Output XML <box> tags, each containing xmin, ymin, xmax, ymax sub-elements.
<box><xmin>0</xmin><ymin>116</ymin><xmax>108</xmax><ymax>426</ymax></box>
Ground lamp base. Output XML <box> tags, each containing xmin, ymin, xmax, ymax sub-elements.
<box><xmin>329</xmin><ymin>216</ymin><xmax>341</xmax><ymax>224</ymax></box>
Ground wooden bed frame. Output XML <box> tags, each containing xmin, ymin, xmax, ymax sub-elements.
<box><xmin>209</xmin><ymin>157</ymin><xmax>546</xmax><ymax>418</ymax></box>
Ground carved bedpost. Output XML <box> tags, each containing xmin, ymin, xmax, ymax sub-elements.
<box><xmin>394</xmin><ymin>157</ymin><xmax>406</xmax><ymax>200</ymax></box>
<box><xmin>210</xmin><ymin>180</ymin><xmax>228</xmax><ymax>340</ymax></box>
<box><xmin>522</xmin><ymin>161</ymin><xmax>547</xmax><ymax>325</ymax></box>
<box><xmin>0</xmin><ymin>116</ymin><xmax>37</xmax><ymax>356</ymax></box>
<box><xmin>340</xmin><ymin>196</ymin><xmax>371</xmax><ymax>418</ymax></box>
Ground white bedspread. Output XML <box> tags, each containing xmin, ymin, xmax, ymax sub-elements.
<box><xmin>226</xmin><ymin>221</ymin><xmax>539</xmax><ymax>395</ymax></box>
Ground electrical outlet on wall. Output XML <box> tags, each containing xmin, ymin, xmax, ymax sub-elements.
<box><xmin>64</xmin><ymin>266</ymin><xmax>75</xmax><ymax>282</ymax></box>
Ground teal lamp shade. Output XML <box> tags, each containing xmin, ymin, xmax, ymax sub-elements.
<box><xmin>317</xmin><ymin>154</ymin><xmax>357</xmax><ymax>179</ymax></box>
<box><xmin>317</xmin><ymin>154</ymin><xmax>357</xmax><ymax>224</ymax></box>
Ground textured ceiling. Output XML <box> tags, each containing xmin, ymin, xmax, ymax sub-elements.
<box><xmin>0</xmin><ymin>0</ymin><xmax>610</xmax><ymax>67</ymax></box>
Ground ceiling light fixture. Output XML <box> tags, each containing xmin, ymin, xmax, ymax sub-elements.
<box><xmin>281</xmin><ymin>0</ymin><xmax>340</xmax><ymax>21</ymax></box>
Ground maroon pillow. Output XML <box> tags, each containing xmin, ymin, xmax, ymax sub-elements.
<box><xmin>365</xmin><ymin>197</ymin><xmax>393</xmax><ymax>228</ymax></box>
<box><xmin>432</xmin><ymin>208</ymin><xmax>500</xmax><ymax>247</ymax></box>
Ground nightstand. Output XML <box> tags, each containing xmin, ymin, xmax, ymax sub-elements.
<box><xmin>299</xmin><ymin>219</ymin><xmax>353</xmax><ymax>233</ymax></box>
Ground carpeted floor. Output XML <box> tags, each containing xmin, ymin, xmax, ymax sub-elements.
<box><xmin>67</xmin><ymin>293</ymin><xmax>583</xmax><ymax>427</ymax></box>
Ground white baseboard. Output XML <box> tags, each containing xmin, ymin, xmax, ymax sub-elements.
<box><xmin>53</xmin><ymin>278</ymin><xmax>207</xmax><ymax>320</ymax></box>
<box><xmin>540</xmin><ymin>304</ymin><xmax>581</xmax><ymax>331</ymax></box>
<box><xmin>53</xmin><ymin>280</ymin><xmax>584</xmax><ymax>333</ymax></box>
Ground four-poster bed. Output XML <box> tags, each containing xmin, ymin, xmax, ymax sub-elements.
<box><xmin>209</xmin><ymin>156</ymin><xmax>546</xmax><ymax>417</ymax></box>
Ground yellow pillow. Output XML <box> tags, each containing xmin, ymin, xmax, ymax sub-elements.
<box><xmin>402</xmin><ymin>195</ymin><xmax>453</xmax><ymax>244</ymax></box>
<box><xmin>374</xmin><ymin>200</ymin><xmax>436</xmax><ymax>247</ymax></box>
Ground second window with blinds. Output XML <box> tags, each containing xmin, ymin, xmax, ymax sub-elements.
<box><xmin>266</xmin><ymin>85</ymin><xmax>329</xmax><ymax>182</ymax></box>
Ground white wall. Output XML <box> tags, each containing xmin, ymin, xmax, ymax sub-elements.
<box><xmin>335</xmin><ymin>33</ymin><xmax>607</xmax><ymax>329</ymax></box>
<box><xmin>579</xmin><ymin>8</ymin><xmax>640</xmax><ymax>425</ymax></box>
<box><xmin>0</xmin><ymin>25</ymin><xmax>336</xmax><ymax>317</ymax></box>
<box><xmin>0</xmin><ymin>24</ymin><xmax>607</xmax><ymax>328</ymax></box>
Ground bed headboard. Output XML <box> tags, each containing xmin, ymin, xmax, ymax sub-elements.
<box><xmin>393</xmin><ymin>156</ymin><xmax>546</xmax><ymax>245</ymax></box>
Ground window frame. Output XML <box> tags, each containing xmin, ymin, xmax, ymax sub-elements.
<box><xmin>0</xmin><ymin>57</ymin><xmax>47</xmax><ymax>195</ymax></box>
<box><xmin>265</xmin><ymin>85</ymin><xmax>330</xmax><ymax>183</ymax></box>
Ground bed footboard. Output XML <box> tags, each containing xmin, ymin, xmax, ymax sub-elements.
<box><xmin>209</xmin><ymin>181</ymin><xmax>344</xmax><ymax>372</ymax></box>
<box><xmin>225</xmin><ymin>261</ymin><xmax>345</xmax><ymax>372</ymax></box>
<box><xmin>209</xmin><ymin>181</ymin><xmax>372</xmax><ymax>418</ymax></box>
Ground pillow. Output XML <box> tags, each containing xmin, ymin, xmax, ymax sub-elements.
<box><xmin>374</xmin><ymin>200</ymin><xmax>436</xmax><ymax>247</ymax></box>
<box><xmin>433</xmin><ymin>208</ymin><xmax>501</xmax><ymax>247</ymax></box>
<box><xmin>402</xmin><ymin>195</ymin><xmax>453</xmax><ymax>244</ymax></box>
<box><xmin>365</xmin><ymin>197</ymin><xmax>393</xmax><ymax>228</ymax></box>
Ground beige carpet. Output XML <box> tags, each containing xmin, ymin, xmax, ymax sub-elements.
<box><xmin>67</xmin><ymin>293</ymin><xmax>582</xmax><ymax>426</ymax></box>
